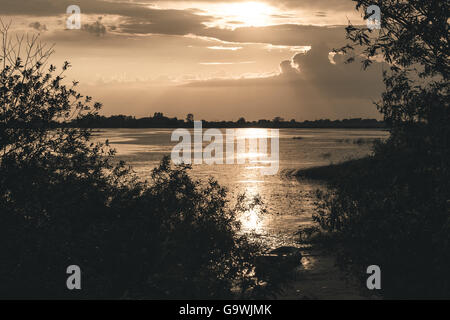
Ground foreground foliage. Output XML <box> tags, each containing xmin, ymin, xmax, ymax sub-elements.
<box><xmin>0</xmin><ymin>22</ymin><xmax>277</xmax><ymax>299</ymax></box>
<box><xmin>303</xmin><ymin>0</ymin><xmax>449</xmax><ymax>298</ymax></box>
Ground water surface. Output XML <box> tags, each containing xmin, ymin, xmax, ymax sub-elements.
<box><xmin>93</xmin><ymin>128</ymin><xmax>388</xmax><ymax>248</ymax></box>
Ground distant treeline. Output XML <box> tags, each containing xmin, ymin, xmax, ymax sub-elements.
<box><xmin>68</xmin><ymin>113</ymin><xmax>386</xmax><ymax>129</ymax></box>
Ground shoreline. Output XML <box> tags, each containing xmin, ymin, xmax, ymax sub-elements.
<box><xmin>294</xmin><ymin>157</ymin><xmax>373</xmax><ymax>182</ymax></box>
<box><xmin>280</xmin><ymin>158</ymin><xmax>372</xmax><ymax>299</ymax></box>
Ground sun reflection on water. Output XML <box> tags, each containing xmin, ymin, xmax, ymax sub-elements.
<box><xmin>241</xmin><ymin>208</ymin><xmax>263</xmax><ymax>231</ymax></box>
<box><xmin>238</xmin><ymin>158</ymin><xmax>267</xmax><ymax>232</ymax></box>
<box><xmin>234</xmin><ymin>128</ymin><xmax>273</xmax><ymax>169</ymax></box>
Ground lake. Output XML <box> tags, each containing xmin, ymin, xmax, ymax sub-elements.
<box><xmin>93</xmin><ymin>128</ymin><xmax>389</xmax><ymax>248</ymax></box>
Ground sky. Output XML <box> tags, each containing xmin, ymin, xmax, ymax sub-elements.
<box><xmin>1</xmin><ymin>0</ymin><xmax>385</xmax><ymax>121</ymax></box>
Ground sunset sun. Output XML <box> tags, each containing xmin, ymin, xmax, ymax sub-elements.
<box><xmin>214</xmin><ymin>1</ymin><xmax>274</xmax><ymax>27</ymax></box>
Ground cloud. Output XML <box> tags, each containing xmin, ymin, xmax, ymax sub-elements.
<box><xmin>264</xmin><ymin>0</ymin><xmax>354</xmax><ymax>11</ymax></box>
<box><xmin>29</xmin><ymin>21</ymin><xmax>47</xmax><ymax>32</ymax></box>
<box><xmin>279</xmin><ymin>60</ymin><xmax>299</xmax><ymax>76</ymax></box>
<box><xmin>198</xmin><ymin>24</ymin><xmax>348</xmax><ymax>48</ymax></box>
<box><xmin>0</xmin><ymin>0</ymin><xmax>142</xmax><ymax>16</ymax></box>
<box><xmin>183</xmin><ymin>43</ymin><xmax>384</xmax><ymax>102</ymax></box>
<box><xmin>199</xmin><ymin>61</ymin><xmax>256</xmax><ymax>65</ymax></box>
<box><xmin>1</xmin><ymin>0</ymin><xmax>213</xmax><ymax>36</ymax></box>
<box><xmin>315</xmin><ymin>12</ymin><xmax>328</xmax><ymax>17</ymax></box>
<box><xmin>1</xmin><ymin>0</ymin><xmax>354</xmax><ymax>48</ymax></box>
<box><xmin>105</xmin><ymin>0</ymin><xmax>355</xmax><ymax>12</ymax></box>
<box><xmin>82</xmin><ymin>17</ymin><xmax>107</xmax><ymax>36</ymax></box>
<box><xmin>207</xmin><ymin>46</ymin><xmax>243</xmax><ymax>51</ymax></box>
<box><xmin>291</xmin><ymin>43</ymin><xmax>385</xmax><ymax>99</ymax></box>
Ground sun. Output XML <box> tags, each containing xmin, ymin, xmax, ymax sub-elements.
<box><xmin>217</xmin><ymin>1</ymin><xmax>274</xmax><ymax>27</ymax></box>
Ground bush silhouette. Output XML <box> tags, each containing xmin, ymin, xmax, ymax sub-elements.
<box><xmin>0</xmin><ymin>21</ymin><xmax>278</xmax><ymax>299</ymax></box>
<box><xmin>307</xmin><ymin>0</ymin><xmax>450</xmax><ymax>298</ymax></box>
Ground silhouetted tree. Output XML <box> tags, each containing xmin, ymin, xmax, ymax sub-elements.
<box><xmin>186</xmin><ymin>113</ymin><xmax>194</xmax><ymax>123</ymax></box>
<box><xmin>309</xmin><ymin>0</ymin><xmax>450</xmax><ymax>298</ymax></box>
<box><xmin>153</xmin><ymin>112</ymin><xmax>164</xmax><ymax>119</ymax></box>
<box><xmin>0</xmin><ymin>22</ymin><xmax>282</xmax><ymax>299</ymax></box>
<box><xmin>273</xmin><ymin>117</ymin><xmax>284</xmax><ymax>123</ymax></box>
<box><xmin>237</xmin><ymin>117</ymin><xmax>246</xmax><ymax>125</ymax></box>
